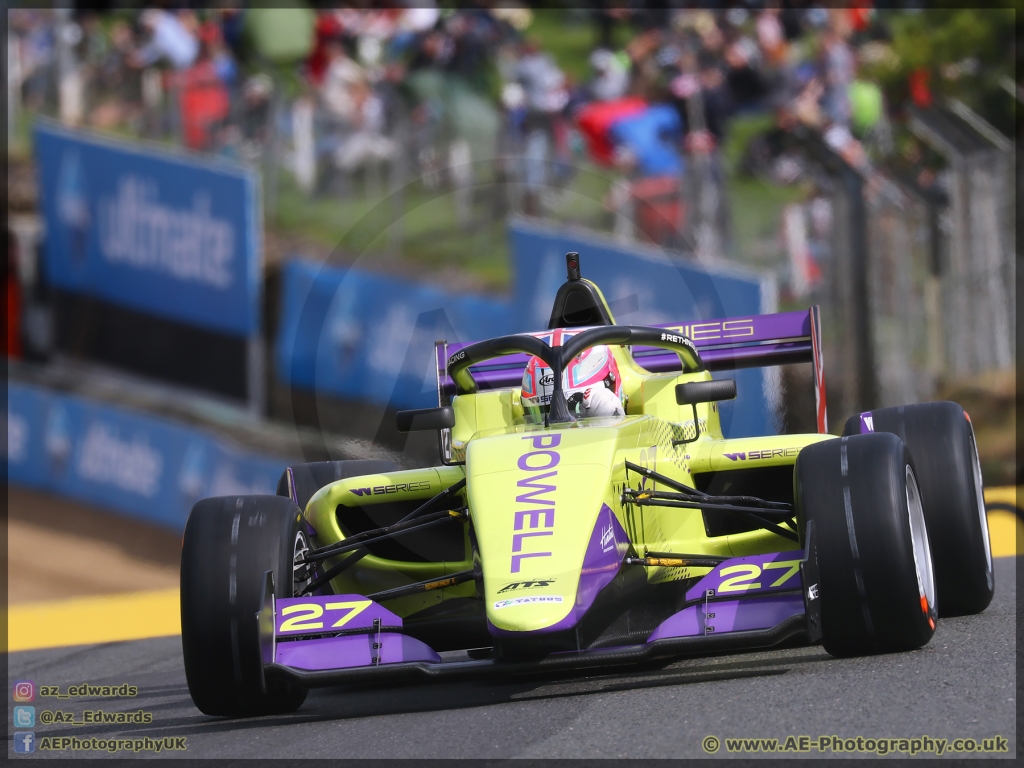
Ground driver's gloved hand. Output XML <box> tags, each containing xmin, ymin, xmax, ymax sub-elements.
<box><xmin>581</xmin><ymin>385</ymin><xmax>625</xmax><ymax>417</ymax></box>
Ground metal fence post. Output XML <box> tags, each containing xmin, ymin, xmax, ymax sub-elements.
<box><xmin>909</xmin><ymin>104</ymin><xmax>1014</xmax><ymax>379</ymax></box>
<box><xmin>787</xmin><ymin>128</ymin><xmax>878</xmax><ymax>418</ymax></box>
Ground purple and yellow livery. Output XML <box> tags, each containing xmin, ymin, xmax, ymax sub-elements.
<box><xmin>257</xmin><ymin>256</ymin><xmax>830</xmax><ymax>687</ymax></box>
<box><xmin>181</xmin><ymin>252</ymin><xmax>991</xmax><ymax>716</ymax></box>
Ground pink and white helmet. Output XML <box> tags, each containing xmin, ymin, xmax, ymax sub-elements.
<box><xmin>521</xmin><ymin>345</ymin><xmax>623</xmax><ymax>423</ymax></box>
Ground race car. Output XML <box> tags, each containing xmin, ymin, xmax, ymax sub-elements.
<box><xmin>180</xmin><ymin>252</ymin><xmax>994</xmax><ymax>717</ymax></box>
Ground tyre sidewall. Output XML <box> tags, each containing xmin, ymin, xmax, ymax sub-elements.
<box><xmin>181</xmin><ymin>495</ymin><xmax>308</xmax><ymax>716</ymax></box>
<box><xmin>844</xmin><ymin>402</ymin><xmax>993</xmax><ymax>616</ymax></box>
<box><xmin>796</xmin><ymin>434</ymin><xmax>936</xmax><ymax>656</ymax></box>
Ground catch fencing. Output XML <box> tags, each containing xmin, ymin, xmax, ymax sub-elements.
<box><xmin>908</xmin><ymin>103</ymin><xmax>1015</xmax><ymax>378</ymax></box>
<box><xmin>780</xmin><ymin>107</ymin><xmax>1014</xmax><ymax>426</ymax></box>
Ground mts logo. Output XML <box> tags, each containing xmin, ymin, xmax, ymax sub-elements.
<box><xmin>498</xmin><ymin>579</ymin><xmax>556</xmax><ymax>593</ymax></box>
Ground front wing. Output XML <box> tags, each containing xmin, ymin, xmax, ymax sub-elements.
<box><xmin>260</xmin><ymin>525</ymin><xmax>822</xmax><ymax>688</ymax></box>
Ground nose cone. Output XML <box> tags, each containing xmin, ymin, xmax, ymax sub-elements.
<box><xmin>467</xmin><ymin>427</ymin><xmax>631</xmax><ymax>634</ymax></box>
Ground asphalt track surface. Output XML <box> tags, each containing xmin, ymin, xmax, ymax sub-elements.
<box><xmin>7</xmin><ymin>558</ymin><xmax>1016</xmax><ymax>760</ymax></box>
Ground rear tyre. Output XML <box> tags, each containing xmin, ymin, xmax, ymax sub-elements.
<box><xmin>842</xmin><ymin>402</ymin><xmax>993</xmax><ymax>616</ymax></box>
<box><xmin>181</xmin><ymin>495</ymin><xmax>309</xmax><ymax>717</ymax></box>
<box><xmin>276</xmin><ymin>460</ymin><xmax>400</xmax><ymax>511</ymax></box>
<box><xmin>795</xmin><ymin>433</ymin><xmax>937</xmax><ymax>657</ymax></box>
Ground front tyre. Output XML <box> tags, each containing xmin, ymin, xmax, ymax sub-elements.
<box><xmin>796</xmin><ymin>433</ymin><xmax>937</xmax><ymax>657</ymax></box>
<box><xmin>843</xmin><ymin>402</ymin><xmax>994</xmax><ymax>616</ymax></box>
<box><xmin>181</xmin><ymin>495</ymin><xmax>309</xmax><ymax>717</ymax></box>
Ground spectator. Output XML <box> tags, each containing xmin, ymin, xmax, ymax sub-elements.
<box><xmin>307</xmin><ymin>12</ymin><xmax>341</xmax><ymax>86</ymax></box>
<box><xmin>388</xmin><ymin>6</ymin><xmax>441</xmax><ymax>60</ymax></box>
<box><xmin>819</xmin><ymin>12</ymin><xmax>855</xmax><ymax>127</ymax></box>
<box><xmin>756</xmin><ymin>7</ymin><xmax>788</xmax><ymax>68</ymax></box>
<box><xmin>199</xmin><ymin>16</ymin><xmax>237</xmax><ymax>88</ymax></box>
<box><xmin>623</xmin><ymin>28</ymin><xmax>664</xmax><ymax>101</ymax></box>
<box><xmin>587</xmin><ymin>48</ymin><xmax>630</xmax><ymax>102</ymax></box>
<box><xmin>723</xmin><ymin>31</ymin><xmax>768</xmax><ymax>113</ymax></box>
<box><xmin>516</xmin><ymin>39</ymin><xmax>568</xmax><ymax>116</ymax></box>
<box><xmin>315</xmin><ymin>34</ymin><xmax>396</xmax><ymax>178</ymax></box>
<box><xmin>178</xmin><ymin>21</ymin><xmax>232</xmax><ymax>150</ymax></box>
<box><xmin>130</xmin><ymin>10</ymin><xmax>198</xmax><ymax>71</ymax></box>
<box><xmin>238</xmin><ymin>73</ymin><xmax>273</xmax><ymax>151</ymax></box>
<box><xmin>514</xmin><ymin>38</ymin><xmax>569</xmax><ymax>213</ymax></box>
<box><xmin>320</xmin><ymin>38</ymin><xmax>367</xmax><ymax>124</ymax></box>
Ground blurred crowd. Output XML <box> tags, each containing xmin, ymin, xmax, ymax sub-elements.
<box><xmin>9</xmin><ymin>4</ymin><xmax>908</xmax><ymax>244</ymax></box>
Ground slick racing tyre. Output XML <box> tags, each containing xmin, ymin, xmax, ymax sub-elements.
<box><xmin>796</xmin><ymin>433</ymin><xmax>937</xmax><ymax>657</ymax></box>
<box><xmin>277</xmin><ymin>460</ymin><xmax>400</xmax><ymax>511</ymax></box>
<box><xmin>842</xmin><ymin>402</ymin><xmax>993</xmax><ymax>616</ymax></box>
<box><xmin>181</xmin><ymin>495</ymin><xmax>309</xmax><ymax>717</ymax></box>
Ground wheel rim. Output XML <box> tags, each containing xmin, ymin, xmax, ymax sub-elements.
<box><xmin>906</xmin><ymin>466</ymin><xmax>936</xmax><ymax>618</ymax></box>
<box><xmin>968</xmin><ymin>426</ymin><xmax>994</xmax><ymax>588</ymax></box>
<box><xmin>293</xmin><ymin>529</ymin><xmax>311</xmax><ymax>596</ymax></box>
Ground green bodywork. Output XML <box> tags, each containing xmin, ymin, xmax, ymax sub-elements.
<box><xmin>302</xmin><ymin>342</ymin><xmax>833</xmax><ymax>636</ymax></box>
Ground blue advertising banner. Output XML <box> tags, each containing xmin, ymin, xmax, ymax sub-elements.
<box><xmin>275</xmin><ymin>220</ymin><xmax>777</xmax><ymax>437</ymax></box>
<box><xmin>510</xmin><ymin>220</ymin><xmax>766</xmax><ymax>329</ymax></box>
<box><xmin>34</xmin><ymin>121</ymin><xmax>261</xmax><ymax>336</ymax></box>
<box><xmin>276</xmin><ymin>261</ymin><xmax>513</xmax><ymax>408</ymax></box>
<box><xmin>7</xmin><ymin>383</ymin><xmax>287</xmax><ymax>532</ymax></box>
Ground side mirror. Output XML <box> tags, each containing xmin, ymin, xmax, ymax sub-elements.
<box><xmin>396</xmin><ymin>406</ymin><xmax>456</xmax><ymax>433</ymax></box>
<box><xmin>673</xmin><ymin>379</ymin><xmax>736</xmax><ymax>445</ymax></box>
<box><xmin>675</xmin><ymin>379</ymin><xmax>737</xmax><ymax>406</ymax></box>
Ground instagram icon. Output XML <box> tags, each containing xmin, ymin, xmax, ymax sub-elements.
<box><xmin>12</xmin><ymin>681</ymin><xmax>34</xmax><ymax>702</ymax></box>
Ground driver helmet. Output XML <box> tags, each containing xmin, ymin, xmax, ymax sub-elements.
<box><xmin>521</xmin><ymin>345</ymin><xmax>623</xmax><ymax>424</ymax></box>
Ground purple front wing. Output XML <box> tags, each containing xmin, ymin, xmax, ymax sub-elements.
<box><xmin>648</xmin><ymin>549</ymin><xmax>807</xmax><ymax>642</ymax></box>
<box><xmin>683</xmin><ymin>550</ymin><xmax>805</xmax><ymax>602</ymax></box>
<box><xmin>647</xmin><ymin>595</ymin><xmax>805</xmax><ymax>641</ymax></box>
<box><xmin>275</xmin><ymin>595</ymin><xmax>403</xmax><ymax>637</ymax></box>
<box><xmin>276</xmin><ymin>634</ymin><xmax>441</xmax><ymax>671</ymax></box>
<box><xmin>271</xmin><ymin>595</ymin><xmax>441</xmax><ymax>670</ymax></box>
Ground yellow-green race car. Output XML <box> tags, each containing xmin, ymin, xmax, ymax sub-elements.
<box><xmin>180</xmin><ymin>252</ymin><xmax>994</xmax><ymax>716</ymax></box>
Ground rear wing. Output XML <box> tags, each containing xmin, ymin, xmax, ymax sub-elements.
<box><xmin>434</xmin><ymin>306</ymin><xmax>828</xmax><ymax>435</ymax></box>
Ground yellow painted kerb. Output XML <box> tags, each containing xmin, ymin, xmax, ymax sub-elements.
<box><xmin>985</xmin><ymin>486</ymin><xmax>1021</xmax><ymax>559</ymax></box>
<box><xmin>5</xmin><ymin>488</ymin><xmax>1021</xmax><ymax>653</ymax></box>
<box><xmin>7</xmin><ymin>589</ymin><xmax>180</xmax><ymax>653</ymax></box>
